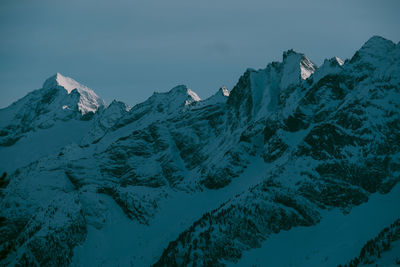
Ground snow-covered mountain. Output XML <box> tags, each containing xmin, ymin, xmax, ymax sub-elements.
<box><xmin>1</xmin><ymin>36</ymin><xmax>399</xmax><ymax>267</ymax></box>
<box><xmin>0</xmin><ymin>73</ymin><xmax>106</xmax><ymax>173</ymax></box>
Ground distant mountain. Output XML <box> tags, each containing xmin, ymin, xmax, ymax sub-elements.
<box><xmin>0</xmin><ymin>36</ymin><xmax>399</xmax><ymax>267</ymax></box>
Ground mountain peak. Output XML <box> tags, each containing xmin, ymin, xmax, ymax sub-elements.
<box><xmin>219</xmin><ymin>86</ymin><xmax>230</xmax><ymax>97</ymax></box>
<box><xmin>168</xmin><ymin>85</ymin><xmax>201</xmax><ymax>101</ymax></box>
<box><xmin>300</xmin><ymin>55</ymin><xmax>317</xmax><ymax>80</ymax></box>
<box><xmin>361</xmin><ymin>35</ymin><xmax>395</xmax><ymax>52</ymax></box>
<box><xmin>197</xmin><ymin>86</ymin><xmax>230</xmax><ymax>107</ymax></box>
<box><xmin>42</xmin><ymin>73</ymin><xmax>105</xmax><ymax>114</ymax></box>
<box><xmin>311</xmin><ymin>56</ymin><xmax>344</xmax><ymax>84</ymax></box>
<box><xmin>333</xmin><ymin>56</ymin><xmax>344</xmax><ymax>66</ymax></box>
<box><xmin>353</xmin><ymin>35</ymin><xmax>396</xmax><ymax>61</ymax></box>
<box><xmin>322</xmin><ymin>56</ymin><xmax>344</xmax><ymax>67</ymax></box>
<box><xmin>280</xmin><ymin>50</ymin><xmax>317</xmax><ymax>89</ymax></box>
<box><xmin>282</xmin><ymin>49</ymin><xmax>300</xmax><ymax>59</ymax></box>
<box><xmin>43</xmin><ymin>73</ymin><xmax>86</xmax><ymax>94</ymax></box>
<box><xmin>109</xmin><ymin>99</ymin><xmax>130</xmax><ymax>112</ymax></box>
<box><xmin>159</xmin><ymin>85</ymin><xmax>201</xmax><ymax>106</ymax></box>
<box><xmin>349</xmin><ymin>36</ymin><xmax>396</xmax><ymax>67</ymax></box>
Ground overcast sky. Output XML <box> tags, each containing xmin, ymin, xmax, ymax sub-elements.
<box><xmin>1</xmin><ymin>0</ymin><xmax>399</xmax><ymax>108</ymax></box>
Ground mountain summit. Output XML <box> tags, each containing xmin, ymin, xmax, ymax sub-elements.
<box><xmin>42</xmin><ymin>73</ymin><xmax>105</xmax><ymax>115</ymax></box>
<box><xmin>281</xmin><ymin>49</ymin><xmax>317</xmax><ymax>87</ymax></box>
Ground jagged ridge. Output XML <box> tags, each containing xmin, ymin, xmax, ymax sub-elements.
<box><xmin>0</xmin><ymin>36</ymin><xmax>399</xmax><ymax>267</ymax></box>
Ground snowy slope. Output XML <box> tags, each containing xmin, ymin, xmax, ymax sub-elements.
<box><xmin>341</xmin><ymin>217</ymin><xmax>400</xmax><ymax>267</ymax></box>
<box><xmin>0</xmin><ymin>36</ymin><xmax>399</xmax><ymax>267</ymax></box>
<box><xmin>233</xmin><ymin>184</ymin><xmax>400</xmax><ymax>267</ymax></box>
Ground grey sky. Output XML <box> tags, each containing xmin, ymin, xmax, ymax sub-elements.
<box><xmin>1</xmin><ymin>0</ymin><xmax>399</xmax><ymax>108</ymax></box>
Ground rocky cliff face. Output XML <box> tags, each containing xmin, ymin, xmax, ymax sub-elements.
<box><xmin>0</xmin><ymin>36</ymin><xmax>399</xmax><ymax>266</ymax></box>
